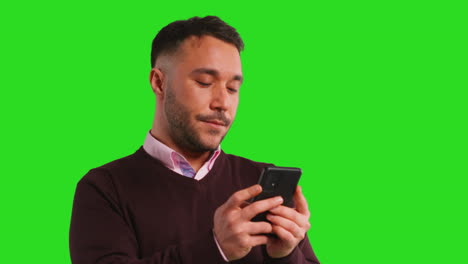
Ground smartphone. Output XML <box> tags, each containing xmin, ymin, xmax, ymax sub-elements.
<box><xmin>249</xmin><ymin>166</ymin><xmax>302</xmax><ymax>222</ymax></box>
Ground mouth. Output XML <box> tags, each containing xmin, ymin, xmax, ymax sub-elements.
<box><xmin>201</xmin><ymin>119</ymin><xmax>227</xmax><ymax>128</ymax></box>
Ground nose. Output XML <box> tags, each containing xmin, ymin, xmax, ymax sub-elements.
<box><xmin>209</xmin><ymin>84</ymin><xmax>230</xmax><ymax>112</ymax></box>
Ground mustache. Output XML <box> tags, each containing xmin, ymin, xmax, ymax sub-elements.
<box><xmin>196</xmin><ymin>112</ymin><xmax>231</xmax><ymax>127</ymax></box>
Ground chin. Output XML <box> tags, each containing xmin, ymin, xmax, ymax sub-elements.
<box><xmin>202</xmin><ymin>139</ymin><xmax>221</xmax><ymax>150</ymax></box>
<box><xmin>200</xmin><ymin>135</ymin><xmax>222</xmax><ymax>150</ymax></box>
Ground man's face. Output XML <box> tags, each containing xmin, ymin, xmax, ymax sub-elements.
<box><xmin>161</xmin><ymin>35</ymin><xmax>242</xmax><ymax>153</ymax></box>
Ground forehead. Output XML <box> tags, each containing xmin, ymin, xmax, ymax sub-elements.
<box><xmin>174</xmin><ymin>35</ymin><xmax>242</xmax><ymax>76</ymax></box>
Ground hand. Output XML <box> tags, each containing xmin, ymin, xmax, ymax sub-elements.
<box><xmin>265</xmin><ymin>185</ymin><xmax>311</xmax><ymax>258</ymax></box>
<box><xmin>213</xmin><ymin>184</ymin><xmax>284</xmax><ymax>261</ymax></box>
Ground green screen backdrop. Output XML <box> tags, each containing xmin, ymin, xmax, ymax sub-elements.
<box><xmin>0</xmin><ymin>1</ymin><xmax>466</xmax><ymax>263</ymax></box>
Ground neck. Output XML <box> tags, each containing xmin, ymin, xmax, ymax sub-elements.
<box><xmin>179</xmin><ymin>150</ymin><xmax>212</xmax><ymax>172</ymax></box>
<box><xmin>149</xmin><ymin>129</ymin><xmax>212</xmax><ymax>173</ymax></box>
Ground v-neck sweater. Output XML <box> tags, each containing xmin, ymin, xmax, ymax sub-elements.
<box><xmin>69</xmin><ymin>146</ymin><xmax>320</xmax><ymax>264</ymax></box>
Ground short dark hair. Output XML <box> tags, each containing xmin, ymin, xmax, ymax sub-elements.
<box><xmin>150</xmin><ymin>16</ymin><xmax>244</xmax><ymax>67</ymax></box>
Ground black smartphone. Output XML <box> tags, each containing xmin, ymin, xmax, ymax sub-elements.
<box><xmin>249</xmin><ymin>166</ymin><xmax>302</xmax><ymax>222</ymax></box>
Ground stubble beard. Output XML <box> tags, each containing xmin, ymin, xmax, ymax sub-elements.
<box><xmin>164</xmin><ymin>86</ymin><xmax>229</xmax><ymax>153</ymax></box>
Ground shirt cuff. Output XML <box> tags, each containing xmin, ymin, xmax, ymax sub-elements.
<box><xmin>213</xmin><ymin>232</ymin><xmax>229</xmax><ymax>262</ymax></box>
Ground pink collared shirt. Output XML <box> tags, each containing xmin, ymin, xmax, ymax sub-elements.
<box><xmin>143</xmin><ymin>131</ymin><xmax>221</xmax><ymax>180</ymax></box>
<box><xmin>142</xmin><ymin>131</ymin><xmax>228</xmax><ymax>261</ymax></box>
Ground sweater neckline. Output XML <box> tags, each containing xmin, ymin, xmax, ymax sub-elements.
<box><xmin>134</xmin><ymin>146</ymin><xmax>226</xmax><ymax>186</ymax></box>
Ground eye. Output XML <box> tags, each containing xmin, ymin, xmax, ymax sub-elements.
<box><xmin>196</xmin><ymin>80</ymin><xmax>211</xmax><ymax>86</ymax></box>
<box><xmin>228</xmin><ymin>88</ymin><xmax>238</xmax><ymax>93</ymax></box>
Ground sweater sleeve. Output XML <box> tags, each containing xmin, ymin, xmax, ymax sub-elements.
<box><xmin>262</xmin><ymin>235</ymin><xmax>320</xmax><ymax>264</ymax></box>
<box><xmin>69</xmin><ymin>169</ymin><xmax>228</xmax><ymax>264</ymax></box>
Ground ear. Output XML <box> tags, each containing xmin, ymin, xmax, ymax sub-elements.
<box><xmin>149</xmin><ymin>68</ymin><xmax>165</xmax><ymax>96</ymax></box>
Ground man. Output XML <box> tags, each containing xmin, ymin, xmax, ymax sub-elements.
<box><xmin>70</xmin><ymin>16</ymin><xmax>320</xmax><ymax>263</ymax></box>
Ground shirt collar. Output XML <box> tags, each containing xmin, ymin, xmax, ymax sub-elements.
<box><xmin>142</xmin><ymin>130</ymin><xmax>221</xmax><ymax>171</ymax></box>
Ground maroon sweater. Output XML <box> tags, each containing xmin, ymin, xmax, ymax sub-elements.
<box><xmin>70</xmin><ymin>146</ymin><xmax>320</xmax><ymax>264</ymax></box>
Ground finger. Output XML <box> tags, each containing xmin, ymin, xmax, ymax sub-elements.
<box><xmin>267</xmin><ymin>214</ymin><xmax>303</xmax><ymax>238</ymax></box>
<box><xmin>269</xmin><ymin>206</ymin><xmax>308</xmax><ymax>228</ymax></box>
<box><xmin>295</xmin><ymin>186</ymin><xmax>310</xmax><ymax>216</ymax></box>
<box><xmin>225</xmin><ymin>184</ymin><xmax>262</xmax><ymax>208</ymax></box>
<box><xmin>245</xmin><ymin>221</ymin><xmax>273</xmax><ymax>235</ymax></box>
<box><xmin>241</xmin><ymin>196</ymin><xmax>283</xmax><ymax>220</ymax></box>
<box><xmin>271</xmin><ymin>225</ymin><xmax>295</xmax><ymax>243</ymax></box>
<box><xmin>248</xmin><ymin>235</ymin><xmax>269</xmax><ymax>247</ymax></box>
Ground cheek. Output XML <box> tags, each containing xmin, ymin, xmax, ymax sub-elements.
<box><xmin>176</xmin><ymin>81</ymin><xmax>207</xmax><ymax>109</ymax></box>
<box><xmin>229</xmin><ymin>97</ymin><xmax>239</xmax><ymax>118</ymax></box>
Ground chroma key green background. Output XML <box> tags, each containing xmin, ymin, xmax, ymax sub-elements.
<box><xmin>0</xmin><ymin>1</ymin><xmax>466</xmax><ymax>263</ymax></box>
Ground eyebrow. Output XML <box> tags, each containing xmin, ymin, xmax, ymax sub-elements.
<box><xmin>190</xmin><ymin>68</ymin><xmax>243</xmax><ymax>83</ymax></box>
